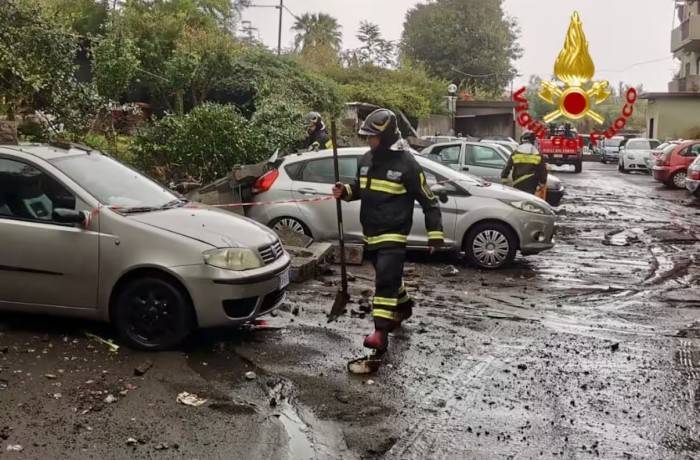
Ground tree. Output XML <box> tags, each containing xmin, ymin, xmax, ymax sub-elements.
<box><xmin>0</xmin><ymin>1</ymin><xmax>79</xmax><ymax>120</ymax></box>
<box><xmin>346</xmin><ymin>21</ymin><xmax>396</xmax><ymax>68</ymax></box>
<box><xmin>292</xmin><ymin>13</ymin><xmax>342</xmax><ymax>55</ymax></box>
<box><xmin>402</xmin><ymin>0</ymin><xmax>521</xmax><ymax>95</ymax></box>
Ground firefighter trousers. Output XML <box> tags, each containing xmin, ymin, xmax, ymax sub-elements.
<box><xmin>366</xmin><ymin>247</ymin><xmax>413</xmax><ymax>331</ymax></box>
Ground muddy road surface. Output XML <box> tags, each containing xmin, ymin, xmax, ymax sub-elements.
<box><xmin>1</xmin><ymin>163</ymin><xmax>698</xmax><ymax>459</ymax></box>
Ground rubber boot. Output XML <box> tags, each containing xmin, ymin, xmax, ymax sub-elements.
<box><xmin>363</xmin><ymin>329</ymin><xmax>388</xmax><ymax>351</ymax></box>
<box><xmin>397</xmin><ymin>301</ymin><xmax>414</xmax><ymax>324</ymax></box>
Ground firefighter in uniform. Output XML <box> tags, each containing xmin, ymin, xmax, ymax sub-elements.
<box><xmin>303</xmin><ymin>112</ymin><xmax>333</xmax><ymax>152</ymax></box>
<box><xmin>332</xmin><ymin>109</ymin><xmax>444</xmax><ymax>351</ymax></box>
<box><xmin>501</xmin><ymin>131</ymin><xmax>548</xmax><ymax>195</ymax></box>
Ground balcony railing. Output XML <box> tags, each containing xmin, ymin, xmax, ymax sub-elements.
<box><xmin>672</xmin><ymin>15</ymin><xmax>700</xmax><ymax>52</ymax></box>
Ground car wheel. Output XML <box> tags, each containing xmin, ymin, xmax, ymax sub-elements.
<box><xmin>670</xmin><ymin>170</ymin><xmax>687</xmax><ymax>189</ymax></box>
<box><xmin>112</xmin><ymin>276</ymin><xmax>195</xmax><ymax>351</ymax></box>
<box><xmin>601</xmin><ymin>159</ymin><xmax>606</xmax><ymax>164</ymax></box>
<box><xmin>464</xmin><ymin>222</ymin><xmax>517</xmax><ymax>269</ymax></box>
<box><xmin>270</xmin><ymin>217</ymin><xmax>310</xmax><ymax>236</ymax></box>
<box><xmin>574</xmin><ymin>161</ymin><xmax>583</xmax><ymax>173</ymax></box>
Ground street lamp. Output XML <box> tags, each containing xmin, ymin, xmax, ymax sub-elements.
<box><xmin>447</xmin><ymin>84</ymin><xmax>458</xmax><ymax>136</ymax></box>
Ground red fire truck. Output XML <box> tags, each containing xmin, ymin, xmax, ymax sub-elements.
<box><xmin>536</xmin><ymin>125</ymin><xmax>584</xmax><ymax>174</ymax></box>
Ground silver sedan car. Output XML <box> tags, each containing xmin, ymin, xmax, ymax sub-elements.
<box><xmin>0</xmin><ymin>143</ymin><xmax>290</xmax><ymax>350</ymax></box>
<box><xmin>248</xmin><ymin>148</ymin><xmax>556</xmax><ymax>269</ymax></box>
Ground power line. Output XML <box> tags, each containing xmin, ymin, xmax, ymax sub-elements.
<box><xmin>598</xmin><ymin>56</ymin><xmax>675</xmax><ymax>73</ymax></box>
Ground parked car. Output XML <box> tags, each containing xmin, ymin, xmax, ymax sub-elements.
<box><xmin>247</xmin><ymin>148</ymin><xmax>557</xmax><ymax>270</ymax></box>
<box><xmin>481</xmin><ymin>136</ymin><xmax>518</xmax><ymax>152</ymax></box>
<box><xmin>0</xmin><ymin>143</ymin><xmax>290</xmax><ymax>350</ymax></box>
<box><xmin>652</xmin><ymin>140</ymin><xmax>700</xmax><ymax>188</ymax></box>
<box><xmin>420</xmin><ymin>140</ymin><xmax>565</xmax><ymax>207</ymax></box>
<box><xmin>686</xmin><ymin>155</ymin><xmax>700</xmax><ymax>198</ymax></box>
<box><xmin>600</xmin><ymin>137</ymin><xmax>625</xmax><ymax>164</ymax></box>
<box><xmin>650</xmin><ymin>141</ymin><xmax>681</xmax><ymax>163</ymax></box>
<box><xmin>618</xmin><ymin>138</ymin><xmax>660</xmax><ymax>173</ymax></box>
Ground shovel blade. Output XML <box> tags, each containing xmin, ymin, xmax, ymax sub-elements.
<box><xmin>327</xmin><ymin>290</ymin><xmax>350</xmax><ymax>322</ymax></box>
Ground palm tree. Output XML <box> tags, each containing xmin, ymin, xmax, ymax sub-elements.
<box><xmin>292</xmin><ymin>13</ymin><xmax>342</xmax><ymax>53</ymax></box>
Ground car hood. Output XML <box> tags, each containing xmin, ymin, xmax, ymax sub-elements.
<box><xmin>128</xmin><ymin>205</ymin><xmax>279</xmax><ymax>249</ymax></box>
<box><xmin>467</xmin><ymin>181</ymin><xmax>554</xmax><ymax>212</ymax></box>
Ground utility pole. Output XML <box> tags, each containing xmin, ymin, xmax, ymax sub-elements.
<box><xmin>277</xmin><ymin>0</ymin><xmax>283</xmax><ymax>55</ymax></box>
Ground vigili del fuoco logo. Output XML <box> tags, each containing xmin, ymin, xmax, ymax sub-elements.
<box><xmin>512</xmin><ymin>11</ymin><xmax>638</xmax><ymax>147</ymax></box>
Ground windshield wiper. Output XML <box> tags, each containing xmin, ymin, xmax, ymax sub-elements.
<box><xmin>120</xmin><ymin>206</ymin><xmax>158</xmax><ymax>214</ymax></box>
<box><xmin>160</xmin><ymin>199</ymin><xmax>188</xmax><ymax>210</ymax></box>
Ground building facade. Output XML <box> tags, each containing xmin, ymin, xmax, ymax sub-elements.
<box><xmin>641</xmin><ymin>0</ymin><xmax>700</xmax><ymax>140</ymax></box>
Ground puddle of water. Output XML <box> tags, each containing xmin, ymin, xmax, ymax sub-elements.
<box><xmin>277</xmin><ymin>402</ymin><xmax>316</xmax><ymax>460</ymax></box>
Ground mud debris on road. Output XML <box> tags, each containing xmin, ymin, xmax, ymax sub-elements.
<box><xmin>0</xmin><ymin>164</ymin><xmax>698</xmax><ymax>459</ymax></box>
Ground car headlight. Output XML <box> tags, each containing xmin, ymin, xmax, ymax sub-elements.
<box><xmin>203</xmin><ymin>248</ymin><xmax>263</xmax><ymax>271</ymax></box>
<box><xmin>501</xmin><ymin>199</ymin><xmax>548</xmax><ymax>215</ymax></box>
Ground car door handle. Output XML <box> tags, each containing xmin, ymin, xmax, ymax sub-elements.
<box><xmin>298</xmin><ymin>188</ymin><xmax>320</xmax><ymax>196</ymax></box>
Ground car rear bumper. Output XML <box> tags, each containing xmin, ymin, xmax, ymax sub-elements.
<box><xmin>172</xmin><ymin>255</ymin><xmax>291</xmax><ymax>328</ymax></box>
<box><xmin>543</xmin><ymin>155</ymin><xmax>581</xmax><ymax>165</ymax></box>
<box><xmin>546</xmin><ymin>188</ymin><xmax>565</xmax><ymax>207</ymax></box>
<box><xmin>652</xmin><ymin>166</ymin><xmax>671</xmax><ymax>182</ymax></box>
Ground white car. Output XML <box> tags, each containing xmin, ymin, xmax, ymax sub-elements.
<box><xmin>619</xmin><ymin>138</ymin><xmax>661</xmax><ymax>173</ymax></box>
<box><xmin>247</xmin><ymin>148</ymin><xmax>557</xmax><ymax>269</ymax></box>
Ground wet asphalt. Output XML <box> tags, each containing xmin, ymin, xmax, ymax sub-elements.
<box><xmin>0</xmin><ymin>162</ymin><xmax>699</xmax><ymax>459</ymax></box>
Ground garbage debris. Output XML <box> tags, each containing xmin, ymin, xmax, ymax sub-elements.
<box><xmin>245</xmin><ymin>371</ymin><xmax>257</xmax><ymax>380</ymax></box>
<box><xmin>45</xmin><ymin>374</ymin><xmax>57</xmax><ymax>380</ymax></box>
<box><xmin>126</xmin><ymin>438</ymin><xmax>138</xmax><ymax>446</ymax></box>
<box><xmin>134</xmin><ymin>360</ymin><xmax>153</xmax><ymax>376</ymax></box>
<box><xmin>84</xmin><ymin>332</ymin><xmax>119</xmax><ymax>353</ymax></box>
<box><xmin>610</xmin><ymin>343</ymin><xmax>620</xmax><ymax>352</ymax></box>
<box><xmin>6</xmin><ymin>445</ymin><xmax>23</xmax><ymax>452</ymax></box>
<box><xmin>104</xmin><ymin>394</ymin><xmax>118</xmax><ymax>404</ymax></box>
<box><xmin>176</xmin><ymin>392</ymin><xmax>208</xmax><ymax>407</ymax></box>
<box><xmin>441</xmin><ymin>265</ymin><xmax>459</xmax><ymax>277</ymax></box>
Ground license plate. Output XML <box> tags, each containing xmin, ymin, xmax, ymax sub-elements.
<box><xmin>279</xmin><ymin>270</ymin><xmax>290</xmax><ymax>289</ymax></box>
<box><xmin>553</xmin><ymin>154</ymin><xmax>563</xmax><ymax>159</ymax></box>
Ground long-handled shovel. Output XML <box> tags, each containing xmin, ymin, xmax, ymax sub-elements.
<box><xmin>328</xmin><ymin>119</ymin><xmax>350</xmax><ymax>322</ymax></box>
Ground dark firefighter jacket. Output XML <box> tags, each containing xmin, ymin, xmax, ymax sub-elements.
<box><xmin>501</xmin><ymin>143</ymin><xmax>548</xmax><ymax>194</ymax></box>
<box><xmin>303</xmin><ymin>127</ymin><xmax>333</xmax><ymax>152</ymax></box>
<box><xmin>341</xmin><ymin>147</ymin><xmax>444</xmax><ymax>250</ymax></box>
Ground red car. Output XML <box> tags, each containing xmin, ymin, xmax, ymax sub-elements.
<box><xmin>652</xmin><ymin>140</ymin><xmax>700</xmax><ymax>189</ymax></box>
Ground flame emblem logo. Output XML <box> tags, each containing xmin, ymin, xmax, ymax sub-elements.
<box><xmin>538</xmin><ymin>12</ymin><xmax>611</xmax><ymax>124</ymax></box>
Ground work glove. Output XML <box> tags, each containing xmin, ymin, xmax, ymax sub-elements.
<box><xmin>332</xmin><ymin>182</ymin><xmax>345</xmax><ymax>200</ymax></box>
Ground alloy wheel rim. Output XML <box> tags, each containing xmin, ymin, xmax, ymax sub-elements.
<box><xmin>274</xmin><ymin>218</ymin><xmax>305</xmax><ymax>234</ymax></box>
<box><xmin>674</xmin><ymin>172</ymin><xmax>687</xmax><ymax>188</ymax></box>
<box><xmin>472</xmin><ymin>230</ymin><xmax>510</xmax><ymax>267</ymax></box>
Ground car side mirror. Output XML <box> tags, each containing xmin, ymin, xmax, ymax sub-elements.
<box><xmin>430</xmin><ymin>185</ymin><xmax>449</xmax><ymax>204</ymax></box>
<box><xmin>53</xmin><ymin>208</ymin><xmax>87</xmax><ymax>225</ymax></box>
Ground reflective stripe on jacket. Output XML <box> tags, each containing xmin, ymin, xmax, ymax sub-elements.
<box><xmin>501</xmin><ymin>143</ymin><xmax>548</xmax><ymax>194</ymax></box>
<box><xmin>342</xmin><ymin>148</ymin><xmax>444</xmax><ymax>250</ymax></box>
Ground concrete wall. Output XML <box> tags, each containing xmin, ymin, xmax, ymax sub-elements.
<box><xmin>417</xmin><ymin>115</ymin><xmax>452</xmax><ymax>137</ymax></box>
<box><xmin>646</xmin><ymin>98</ymin><xmax>700</xmax><ymax>139</ymax></box>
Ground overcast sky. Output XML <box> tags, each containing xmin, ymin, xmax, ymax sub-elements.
<box><xmin>241</xmin><ymin>0</ymin><xmax>677</xmax><ymax>92</ymax></box>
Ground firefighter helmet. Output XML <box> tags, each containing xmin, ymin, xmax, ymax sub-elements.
<box><xmin>520</xmin><ymin>131</ymin><xmax>536</xmax><ymax>144</ymax></box>
<box><xmin>358</xmin><ymin>109</ymin><xmax>400</xmax><ymax>146</ymax></box>
<box><xmin>304</xmin><ymin>111</ymin><xmax>323</xmax><ymax>131</ymax></box>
